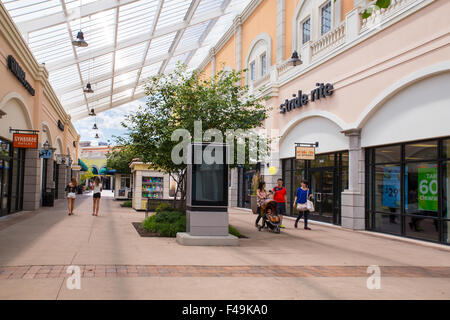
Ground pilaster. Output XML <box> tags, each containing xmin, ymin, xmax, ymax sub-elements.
<box><xmin>341</xmin><ymin>129</ymin><xmax>365</xmax><ymax>230</ymax></box>
<box><xmin>23</xmin><ymin>148</ymin><xmax>41</xmax><ymax>211</ymax></box>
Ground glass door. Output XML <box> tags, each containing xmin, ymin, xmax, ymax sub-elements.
<box><xmin>1</xmin><ymin>159</ymin><xmax>10</xmax><ymax>216</ymax></box>
<box><xmin>309</xmin><ymin>167</ymin><xmax>335</xmax><ymax>224</ymax></box>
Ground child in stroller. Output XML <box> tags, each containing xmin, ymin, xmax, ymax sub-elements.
<box><xmin>257</xmin><ymin>199</ymin><xmax>281</xmax><ymax>233</ymax></box>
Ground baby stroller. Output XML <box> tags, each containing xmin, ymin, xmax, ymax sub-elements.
<box><xmin>258</xmin><ymin>199</ymin><xmax>281</xmax><ymax>234</ymax></box>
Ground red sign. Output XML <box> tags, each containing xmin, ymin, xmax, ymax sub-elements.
<box><xmin>13</xmin><ymin>133</ymin><xmax>38</xmax><ymax>149</ymax></box>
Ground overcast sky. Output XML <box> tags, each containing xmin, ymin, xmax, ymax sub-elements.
<box><xmin>74</xmin><ymin>98</ymin><xmax>145</xmax><ymax>146</ymax></box>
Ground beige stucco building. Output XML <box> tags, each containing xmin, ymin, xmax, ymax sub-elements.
<box><xmin>199</xmin><ymin>0</ymin><xmax>450</xmax><ymax>244</ymax></box>
<box><xmin>0</xmin><ymin>4</ymin><xmax>80</xmax><ymax>215</ymax></box>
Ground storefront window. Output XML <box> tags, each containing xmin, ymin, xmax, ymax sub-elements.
<box><xmin>405</xmin><ymin>140</ymin><xmax>438</xmax><ymax>161</ymax></box>
<box><xmin>366</xmin><ymin>137</ymin><xmax>450</xmax><ymax>245</ymax></box>
<box><xmin>444</xmin><ymin>161</ymin><xmax>450</xmax><ymax>219</ymax></box>
<box><xmin>444</xmin><ymin>139</ymin><xmax>450</xmax><ymax>159</ymax></box>
<box><xmin>374</xmin><ymin>212</ymin><xmax>401</xmax><ymax>235</ymax></box>
<box><xmin>445</xmin><ymin>221</ymin><xmax>450</xmax><ymax>244</ymax></box>
<box><xmin>405</xmin><ymin>162</ymin><xmax>438</xmax><ymax>217</ymax></box>
<box><xmin>374</xmin><ymin>164</ymin><xmax>402</xmax><ymax>214</ymax></box>
<box><xmin>405</xmin><ymin>217</ymin><xmax>439</xmax><ymax>242</ymax></box>
<box><xmin>375</xmin><ymin>145</ymin><xmax>401</xmax><ymax>163</ymax></box>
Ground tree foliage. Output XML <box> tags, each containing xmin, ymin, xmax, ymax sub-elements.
<box><xmin>106</xmin><ymin>145</ymin><xmax>137</xmax><ymax>174</ymax></box>
<box><xmin>362</xmin><ymin>0</ymin><xmax>391</xmax><ymax>19</ymax></box>
<box><xmin>118</xmin><ymin>64</ymin><xmax>271</xmax><ymax>201</ymax></box>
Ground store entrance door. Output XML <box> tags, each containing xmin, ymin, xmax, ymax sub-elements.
<box><xmin>309</xmin><ymin>167</ymin><xmax>335</xmax><ymax>224</ymax></box>
<box><xmin>0</xmin><ymin>158</ymin><xmax>10</xmax><ymax>217</ymax></box>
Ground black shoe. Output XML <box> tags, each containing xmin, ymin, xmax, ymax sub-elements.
<box><xmin>294</xmin><ymin>222</ymin><xmax>298</xmax><ymax>229</ymax></box>
<box><xmin>304</xmin><ymin>227</ymin><xmax>311</xmax><ymax>230</ymax></box>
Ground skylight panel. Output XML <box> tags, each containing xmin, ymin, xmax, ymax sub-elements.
<box><xmin>156</xmin><ymin>0</ymin><xmax>191</xmax><ymax>32</ymax></box>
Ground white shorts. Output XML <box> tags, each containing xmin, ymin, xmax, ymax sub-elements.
<box><xmin>67</xmin><ymin>192</ymin><xmax>76</xmax><ymax>199</ymax></box>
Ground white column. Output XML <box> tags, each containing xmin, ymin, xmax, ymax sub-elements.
<box><xmin>234</xmin><ymin>15</ymin><xmax>242</xmax><ymax>72</ymax></box>
<box><xmin>276</xmin><ymin>0</ymin><xmax>285</xmax><ymax>65</ymax></box>
<box><xmin>341</xmin><ymin>129</ymin><xmax>365</xmax><ymax>230</ymax></box>
<box><xmin>23</xmin><ymin>148</ymin><xmax>41</xmax><ymax>211</ymax></box>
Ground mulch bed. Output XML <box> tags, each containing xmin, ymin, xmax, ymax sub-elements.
<box><xmin>132</xmin><ymin>222</ymin><xmax>166</xmax><ymax>237</ymax></box>
<box><xmin>132</xmin><ymin>222</ymin><xmax>248</xmax><ymax>238</ymax></box>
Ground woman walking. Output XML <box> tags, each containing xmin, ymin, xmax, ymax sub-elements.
<box><xmin>293</xmin><ymin>180</ymin><xmax>312</xmax><ymax>230</ymax></box>
<box><xmin>92</xmin><ymin>176</ymin><xmax>102</xmax><ymax>216</ymax></box>
<box><xmin>255</xmin><ymin>182</ymin><xmax>268</xmax><ymax>228</ymax></box>
<box><xmin>65</xmin><ymin>177</ymin><xmax>78</xmax><ymax>216</ymax></box>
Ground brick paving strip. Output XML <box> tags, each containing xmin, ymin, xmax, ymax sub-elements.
<box><xmin>0</xmin><ymin>265</ymin><xmax>449</xmax><ymax>280</ymax></box>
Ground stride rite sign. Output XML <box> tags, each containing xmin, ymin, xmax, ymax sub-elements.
<box><xmin>13</xmin><ymin>133</ymin><xmax>38</xmax><ymax>149</ymax></box>
<box><xmin>279</xmin><ymin>83</ymin><xmax>334</xmax><ymax>114</ymax></box>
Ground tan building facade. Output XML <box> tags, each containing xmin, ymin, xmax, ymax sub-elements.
<box><xmin>0</xmin><ymin>4</ymin><xmax>80</xmax><ymax>215</ymax></box>
<box><xmin>199</xmin><ymin>0</ymin><xmax>450</xmax><ymax>244</ymax></box>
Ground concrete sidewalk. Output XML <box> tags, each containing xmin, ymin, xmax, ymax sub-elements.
<box><xmin>0</xmin><ymin>194</ymin><xmax>448</xmax><ymax>299</ymax></box>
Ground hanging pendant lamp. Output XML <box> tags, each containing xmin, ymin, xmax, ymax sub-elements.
<box><xmin>95</xmin><ymin>133</ymin><xmax>100</xmax><ymax>139</ymax></box>
<box><xmin>89</xmin><ymin>108</ymin><xmax>96</xmax><ymax>116</ymax></box>
<box><xmin>72</xmin><ymin>31</ymin><xmax>88</xmax><ymax>47</ymax></box>
<box><xmin>84</xmin><ymin>82</ymin><xmax>94</xmax><ymax>93</ymax></box>
<box><xmin>92</xmin><ymin>123</ymin><xmax>98</xmax><ymax>130</ymax></box>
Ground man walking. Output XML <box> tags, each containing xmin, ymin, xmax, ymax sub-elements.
<box><xmin>273</xmin><ymin>178</ymin><xmax>287</xmax><ymax>228</ymax></box>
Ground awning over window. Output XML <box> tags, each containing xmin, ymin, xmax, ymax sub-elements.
<box><xmin>78</xmin><ymin>158</ymin><xmax>88</xmax><ymax>172</ymax></box>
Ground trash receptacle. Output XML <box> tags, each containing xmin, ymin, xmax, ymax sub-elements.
<box><xmin>42</xmin><ymin>189</ymin><xmax>55</xmax><ymax>207</ymax></box>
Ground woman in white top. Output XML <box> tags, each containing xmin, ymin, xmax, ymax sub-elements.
<box><xmin>92</xmin><ymin>176</ymin><xmax>102</xmax><ymax>216</ymax></box>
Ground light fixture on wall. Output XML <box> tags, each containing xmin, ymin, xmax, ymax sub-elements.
<box><xmin>0</xmin><ymin>110</ymin><xmax>6</xmax><ymax>119</ymax></box>
<box><xmin>287</xmin><ymin>51</ymin><xmax>302</xmax><ymax>67</ymax></box>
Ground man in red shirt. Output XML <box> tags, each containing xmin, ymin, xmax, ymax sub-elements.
<box><xmin>273</xmin><ymin>178</ymin><xmax>287</xmax><ymax>228</ymax></box>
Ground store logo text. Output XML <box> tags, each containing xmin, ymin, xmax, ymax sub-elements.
<box><xmin>279</xmin><ymin>83</ymin><xmax>333</xmax><ymax>114</ymax></box>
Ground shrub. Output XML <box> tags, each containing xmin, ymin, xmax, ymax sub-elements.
<box><xmin>155</xmin><ymin>202</ymin><xmax>175</xmax><ymax>214</ymax></box>
<box><xmin>141</xmin><ymin>210</ymin><xmax>186</xmax><ymax>237</ymax></box>
<box><xmin>121</xmin><ymin>200</ymin><xmax>132</xmax><ymax>207</ymax></box>
<box><xmin>229</xmin><ymin>225</ymin><xmax>243</xmax><ymax>238</ymax></box>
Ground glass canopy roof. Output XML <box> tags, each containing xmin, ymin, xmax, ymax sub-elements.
<box><xmin>2</xmin><ymin>0</ymin><xmax>250</xmax><ymax>120</ymax></box>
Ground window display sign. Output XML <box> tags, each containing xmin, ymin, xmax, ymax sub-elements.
<box><xmin>382</xmin><ymin>166</ymin><xmax>408</xmax><ymax>208</ymax></box>
<box><xmin>40</xmin><ymin>148</ymin><xmax>52</xmax><ymax>159</ymax></box>
<box><xmin>13</xmin><ymin>133</ymin><xmax>38</xmax><ymax>149</ymax></box>
<box><xmin>295</xmin><ymin>146</ymin><xmax>315</xmax><ymax>160</ymax></box>
<box><xmin>418</xmin><ymin>166</ymin><xmax>438</xmax><ymax>211</ymax></box>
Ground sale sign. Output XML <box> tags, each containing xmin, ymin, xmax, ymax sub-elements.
<box><xmin>418</xmin><ymin>166</ymin><xmax>438</xmax><ymax>211</ymax></box>
<box><xmin>13</xmin><ymin>133</ymin><xmax>38</xmax><ymax>149</ymax></box>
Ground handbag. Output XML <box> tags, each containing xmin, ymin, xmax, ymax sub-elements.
<box><xmin>306</xmin><ymin>199</ymin><xmax>315</xmax><ymax>212</ymax></box>
<box><xmin>296</xmin><ymin>203</ymin><xmax>307</xmax><ymax>211</ymax></box>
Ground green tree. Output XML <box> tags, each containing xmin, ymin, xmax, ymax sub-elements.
<box><xmin>118</xmin><ymin>64</ymin><xmax>271</xmax><ymax>204</ymax></box>
<box><xmin>106</xmin><ymin>145</ymin><xmax>137</xmax><ymax>174</ymax></box>
<box><xmin>361</xmin><ymin>0</ymin><xmax>391</xmax><ymax>19</ymax></box>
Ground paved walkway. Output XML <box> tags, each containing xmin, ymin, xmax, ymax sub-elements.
<box><xmin>0</xmin><ymin>193</ymin><xmax>449</xmax><ymax>299</ymax></box>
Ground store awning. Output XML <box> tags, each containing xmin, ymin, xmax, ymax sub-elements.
<box><xmin>78</xmin><ymin>159</ymin><xmax>88</xmax><ymax>172</ymax></box>
<box><xmin>91</xmin><ymin>166</ymin><xmax>99</xmax><ymax>175</ymax></box>
<box><xmin>99</xmin><ymin>166</ymin><xmax>108</xmax><ymax>175</ymax></box>
<box><xmin>107</xmin><ymin>169</ymin><xmax>117</xmax><ymax>175</ymax></box>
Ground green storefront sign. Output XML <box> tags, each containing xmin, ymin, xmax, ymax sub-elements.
<box><xmin>418</xmin><ymin>167</ymin><xmax>438</xmax><ymax>211</ymax></box>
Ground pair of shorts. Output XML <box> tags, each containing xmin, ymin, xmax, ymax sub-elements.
<box><xmin>276</xmin><ymin>202</ymin><xmax>286</xmax><ymax>215</ymax></box>
<box><xmin>67</xmin><ymin>192</ymin><xmax>76</xmax><ymax>199</ymax></box>
<box><xmin>93</xmin><ymin>192</ymin><xmax>101</xmax><ymax>199</ymax></box>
